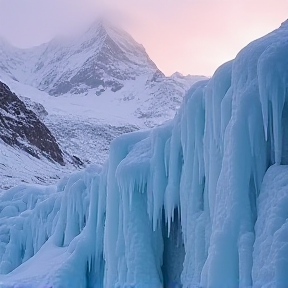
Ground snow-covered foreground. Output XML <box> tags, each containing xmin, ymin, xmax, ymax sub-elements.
<box><xmin>0</xmin><ymin>142</ymin><xmax>73</xmax><ymax>190</ymax></box>
<box><xmin>1</xmin><ymin>20</ymin><xmax>288</xmax><ymax>288</ymax></box>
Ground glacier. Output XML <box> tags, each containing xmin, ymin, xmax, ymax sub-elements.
<box><xmin>1</xmin><ymin>20</ymin><xmax>288</xmax><ymax>288</ymax></box>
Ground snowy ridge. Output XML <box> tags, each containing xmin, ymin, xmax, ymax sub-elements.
<box><xmin>0</xmin><ymin>21</ymin><xmax>206</xmax><ymax>123</ymax></box>
<box><xmin>1</xmin><ymin>19</ymin><xmax>288</xmax><ymax>288</ymax></box>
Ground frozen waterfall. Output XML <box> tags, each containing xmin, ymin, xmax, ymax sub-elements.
<box><xmin>1</xmin><ymin>20</ymin><xmax>288</xmax><ymax>288</ymax></box>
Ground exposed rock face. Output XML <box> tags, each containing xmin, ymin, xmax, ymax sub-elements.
<box><xmin>0</xmin><ymin>81</ymin><xmax>64</xmax><ymax>164</ymax></box>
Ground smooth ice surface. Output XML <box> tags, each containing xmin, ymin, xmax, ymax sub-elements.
<box><xmin>1</xmin><ymin>19</ymin><xmax>288</xmax><ymax>288</ymax></box>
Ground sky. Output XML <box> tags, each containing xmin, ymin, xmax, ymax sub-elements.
<box><xmin>0</xmin><ymin>0</ymin><xmax>287</xmax><ymax>76</ymax></box>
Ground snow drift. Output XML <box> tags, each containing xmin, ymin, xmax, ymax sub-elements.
<box><xmin>1</xmin><ymin>20</ymin><xmax>288</xmax><ymax>288</ymax></box>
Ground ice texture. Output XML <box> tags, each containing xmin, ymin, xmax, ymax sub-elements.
<box><xmin>0</xmin><ymin>165</ymin><xmax>105</xmax><ymax>288</ymax></box>
<box><xmin>1</xmin><ymin>20</ymin><xmax>288</xmax><ymax>288</ymax></box>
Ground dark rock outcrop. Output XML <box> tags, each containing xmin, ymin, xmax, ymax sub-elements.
<box><xmin>0</xmin><ymin>81</ymin><xmax>64</xmax><ymax>165</ymax></box>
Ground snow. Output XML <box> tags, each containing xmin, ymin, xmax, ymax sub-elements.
<box><xmin>1</xmin><ymin>18</ymin><xmax>288</xmax><ymax>288</ymax></box>
<box><xmin>0</xmin><ymin>18</ymin><xmax>206</xmax><ymax>126</ymax></box>
<box><xmin>0</xmin><ymin>77</ymin><xmax>139</xmax><ymax>188</ymax></box>
<box><xmin>0</xmin><ymin>66</ymin><xmax>199</xmax><ymax>188</ymax></box>
<box><xmin>0</xmin><ymin>70</ymin><xmax>198</xmax><ymax>129</ymax></box>
<box><xmin>0</xmin><ymin>21</ymin><xmax>206</xmax><ymax>189</ymax></box>
<box><xmin>0</xmin><ymin>140</ymin><xmax>73</xmax><ymax>190</ymax></box>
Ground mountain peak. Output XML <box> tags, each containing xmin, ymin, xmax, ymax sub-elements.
<box><xmin>171</xmin><ymin>71</ymin><xmax>185</xmax><ymax>78</ymax></box>
<box><xmin>84</xmin><ymin>18</ymin><xmax>125</xmax><ymax>39</ymax></box>
<box><xmin>2</xmin><ymin>19</ymin><xmax>160</xmax><ymax>95</ymax></box>
<box><xmin>85</xmin><ymin>18</ymin><xmax>108</xmax><ymax>35</ymax></box>
<box><xmin>0</xmin><ymin>20</ymin><xmax>194</xmax><ymax>100</ymax></box>
<box><xmin>83</xmin><ymin>19</ymin><xmax>147</xmax><ymax>52</ymax></box>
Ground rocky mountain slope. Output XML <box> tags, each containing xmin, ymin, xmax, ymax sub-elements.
<box><xmin>0</xmin><ymin>81</ymin><xmax>73</xmax><ymax>189</ymax></box>
<box><xmin>0</xmin><ymin>81</ymin><xmax>63</xmax><ymax>164</ymax></box>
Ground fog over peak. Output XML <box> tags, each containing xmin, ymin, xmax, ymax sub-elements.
<box><xmin>0</xmin><ymin>0</ymin><xmax>286</xmax><ymax>75</ymax></box>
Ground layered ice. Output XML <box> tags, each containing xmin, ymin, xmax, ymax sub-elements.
<box><xmin>1</xmin><ymin>20</ymin><xmax>288</xmax><ymax>288</ymax></box>
<box><xmin>0</xmin><ymin>165</ymin><xmax>105</xmax><ymax>288</ymax></box>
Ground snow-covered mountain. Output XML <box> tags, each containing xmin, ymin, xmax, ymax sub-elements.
<box><xmin>0</xmin><ymin>20</ymin><xmax>206</xmax><ymax>122</ymax></box>
<box><xmin>0</xmin><ymin>21</ymin><xmax>206</xmax><ymax>188</ymax></box>
<box><xmin>1</xmin><ymin>21</ymin><xmax>159</xmax><ymax>94</ymax></box>
<box><xmin>1</xmin><ymin>19</ymin><xmax>288</xmax><ymax>288</ymax></box>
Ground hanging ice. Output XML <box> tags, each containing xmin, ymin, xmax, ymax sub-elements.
<box><xmin>0</xmin><ymin>165</ymin><xmax>106</xmax><ymax>288</ymax></box>
<box><xmin>1</xmin><ymin>20</ymin><xmax>288</xmax><ymax>288</ymax></box>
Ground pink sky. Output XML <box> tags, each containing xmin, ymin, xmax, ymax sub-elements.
<box><xmin>0</xmin><ymin>0</ymin><xmax>287</xmax><ymax>76</ymax></box>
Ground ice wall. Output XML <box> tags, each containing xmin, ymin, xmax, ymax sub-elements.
<box><xmin>253</xmin><ymin>165</ymin><xmax>288</xmax><ymax>288</ymax></box>
<box><xmin>103</xmin><ymin>20</ymin><xmax>288</xmax><ymax>288</ymax></box>
<box><xmin>1</xmin><ymin>20</ymin><xmax>288</xmax><ymax>288</ymax></box>
<box><xmin>0</xmin><ymin>165</ymin><xmax>105</xmax><ymax>288</ymax></box>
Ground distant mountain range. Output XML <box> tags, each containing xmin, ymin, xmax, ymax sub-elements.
<box><xmin>0</xmin><ymin>20</ymin><xmax>207</xmax><ymax>188</ymax></box>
